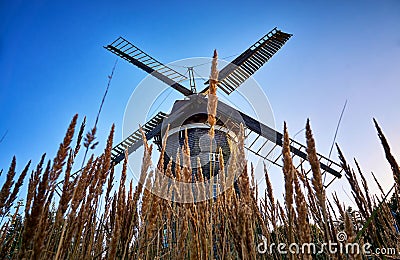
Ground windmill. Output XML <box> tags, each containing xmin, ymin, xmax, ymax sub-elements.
<box><xmin>104</xmin><ymin>27</ymin><xmax>343</xmax><ymax>192</ymax></box>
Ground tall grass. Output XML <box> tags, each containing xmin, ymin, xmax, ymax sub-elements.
<box><xmin>0</xmin><ymin>59</ymin><xmax>399</xmax><ymax>259</ymax></box>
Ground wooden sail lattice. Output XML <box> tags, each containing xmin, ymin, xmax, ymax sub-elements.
<box><xmin>202</xmin><ymin>28</ymin><xmax>292</xmax><ymax>95</ymax></box>
<box><xmin>111</xmin><ymin>111</ymin><xmax>168</xmax><ymax>164</ymax></box>
<box><xmin>105</xmin><ymin>37</ymin><xmax>192</xmax><ymax>96</ymax></box>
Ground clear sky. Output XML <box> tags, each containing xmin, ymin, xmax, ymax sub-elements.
<box><xmin>1</xmin><ymin>0</ymin><xmax>399</xmax><ymax>205</ymax></box>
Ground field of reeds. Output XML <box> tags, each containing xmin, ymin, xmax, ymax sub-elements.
<box><xmin>0</xmin><ymin>54</ymin><xmax>399</xmax><ymax>259</ymax></box>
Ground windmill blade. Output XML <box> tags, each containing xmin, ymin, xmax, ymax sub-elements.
<box><xmin>240</xmin><ymin>112</ymin><xmax>343</xmax><ymax>179</ymax></box>
<box><xmin>111</xmin><ymin>111</ymin><xmax>168</xmax><ymax>165</ymax></box>
<box><xmin>214</xmin><ymin>100</ymin><xmax>343</xmax><ymax>179</ymax></box>
<box><xmin>105</xmin><ymin>37</ymin><xmax>193</xmax><ymax>96</ymax></box>
<box><xmin>202</xmin><ymin>28</ymin><xmax>292</xmax><ymax>95</ymax></box>
<box><xmin>55</xmin><ymin>111</ymin><xmax>167</xmax><ymax>196</ymax></box>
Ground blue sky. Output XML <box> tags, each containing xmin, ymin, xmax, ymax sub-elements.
<box><xmin>1</xmin><ymin>0</ymin><xmax>399</xmax><ymax>204</ymax></box>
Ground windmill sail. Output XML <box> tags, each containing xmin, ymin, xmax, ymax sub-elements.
<box><xmin>105</xmin><ymin>37</ymin><xmax>193</xmax><ymax>96</ymax></box>
<box><xmin>202</xmin><ymin>28</ymin><xmax>292</xmax><ymax>95</ymax></box>
<box><xmin>55</xmin><ymin>111</ymin><xmax>167</xmax><ymax>196</ymax></box>
<box><xmin>111</xmin><ymin>111</ymin><xmax>167</xmax><ymax>165</ymax></box>
<box><xmin>213</xmin><ymin>99</ymin><xmax>343</xmax><ymax>179</ymax></box>
<box><xmin>238</xmin><ymin>112</ymin><xmax>342</xmax><ymax>179</ymax></box>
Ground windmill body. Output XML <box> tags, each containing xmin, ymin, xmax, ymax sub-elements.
<box><xmin>160</xmin><ymin>96</ymin><xmax>231</xmax><ymax>179</ymax></box>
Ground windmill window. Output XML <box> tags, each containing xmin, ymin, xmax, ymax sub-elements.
<box><xmin>162</xmin><ymin>227</ymin><xmax>168</xmax><ymax>248</ymax></box>
<box><xmin>212</xmin><ymin>183</ymin><xmax>220</xmax><ymax>198</ymax></box>
<box><xmin>209</xmin><ymin>153</ymin><xmax>219</xmax><ymax>162</ymax></box>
